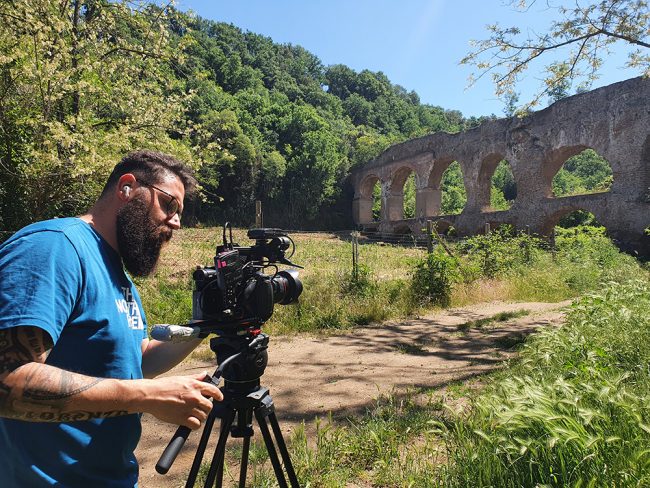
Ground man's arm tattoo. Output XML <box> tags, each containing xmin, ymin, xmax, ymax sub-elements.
<box><xmin>24</xmin><ymin>374</ymin><xmax>105</xmax><ymax>402</ymax></box>
<box><xmin>0</xmin><ymin>327</ymin><xmax>46</xmax><ymax>375</ymax></box>
<box><xmin>0</xmin><ymin>327</ymin><xmax>129</xmax><ymax>422</ymax></box>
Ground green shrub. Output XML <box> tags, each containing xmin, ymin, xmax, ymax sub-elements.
<box><xmin>411</xmin><ymin>248</ymin><xmax>460</xmax><ymax>306</ymax></box>
<box><xmin>458</xmin><ymin>227</ymin><xmax>544</xmax><ymax>278</ymax></box>
<box><xmin>340</xmin><ymin>263</ymin><xmax>377</xmax><ymax>297</ymax></box>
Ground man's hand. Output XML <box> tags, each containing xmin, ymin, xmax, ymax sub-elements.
<box><xmin>133</xmin><ymin>372</ymin><xmax>223</xmax><ymax>429</ymax></box>
<box><xmin>0</xmin><ymin>326</ymin><xmax>223</xmax><ymax>428</ymax></box>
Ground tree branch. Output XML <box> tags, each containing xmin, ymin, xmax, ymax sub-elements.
<box><xmin>599</xmin><ymin>28</ymin><xmax>650</xmax><ymax>48</ymax></box>
<box><xmin>462</xmin><ymin>0</ymin><xmax>649</xmax><ymax>110</ymax></box>
<box><xmin>100</xmin><ymin>46</ymin><xmax>164</xmax><ymax>60</ymax></box>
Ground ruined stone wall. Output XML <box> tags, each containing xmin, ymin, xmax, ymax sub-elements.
<box><xmin>350</xmin><ymin>77</ymin><xmax>650</xmax><ymax>257</ymax></box>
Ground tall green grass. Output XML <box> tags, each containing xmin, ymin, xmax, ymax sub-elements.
<box><xmin>436</xmin><ymin>279</ymin><xmax>650</xmax><ymax>487</ymax></box>
<box><xmin>453</xmin><ymin>226</ymin><xmax>641</xmax><ymax>304</ymax></box>
<box><xmin>238</xmin><ymin>279</ymin><xmax>650</xmax><ymax>487</ymax></box>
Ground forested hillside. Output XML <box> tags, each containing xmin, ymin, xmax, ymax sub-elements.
<box><xmin>0</xmin><ymin>1</ymin><xmax>494</xmax><ymax>231</ymax></box>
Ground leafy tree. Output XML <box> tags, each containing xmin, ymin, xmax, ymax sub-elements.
<box><xmin>325</xmin><ymin>64</ymin><xmax>358</xmax><ymax>99</ymax></box>
<box><xmin>403</xmin><ymin>173</ymin><xmax>416</xmax><ymax>219</ymax></box>
<box><xmin>462</xmin><ymin>0</ymin><xmax>650</xmax><ymax>112</ymax></box>
<box><xmin>1</xmin><ymin>2</ymin><xmax>480</xmax><ymax>230</ymax></box>
<box><xmin>552</xmin><ymin>149</ymin><xmax>612</xmax><ymax>196</ymax></box>
<box><xmin>490</xmin><ymin>187</ymin><xmax>510</xmax><ymax>211</ymax></box>
<box><xmin>372</xmin><ymin>180</ymin><xmax>381</xmax><ymax>221</ymax></box>
<box><xmin>0</xmin><ymin>0</ymin><xmax>190</xmax><ymax>229</ymax></box>
<box><xmin>258</xmin><ymin>150</ymin><xmax>286</xmax><ymax>200</ymax></box>
<box><xmin>491</xmin><ymin>159</ymin><xmax>517</xmax><ymax>209</ymax></box>
<box><xmin>344</xmin><ymin>93</ymin><xmax>373</xmax><ymax>126</ymax></box>
<box><xmin>348</xmin><ymin>128</ymin><xmax>397</xmax><ymax>168</ymax></box>
<box><xmin>441</xmin><ymin>162</ymin><xmax>467</xmax><ymax>215</ymax></box>
<box><xmin>196</xmin><ymin>109</ymin><xmax>258</xmax><ymax>221</ymax></box>
<box><xmin>283</xmin><ymin>128</ymin><xmax>346</xmax><ymax>223</ymax></box>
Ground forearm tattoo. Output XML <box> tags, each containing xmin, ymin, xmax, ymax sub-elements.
<box><xmin>0</xmin><ymin>327</ymin><xmax>128</xmax><ymax>422</ymax></box>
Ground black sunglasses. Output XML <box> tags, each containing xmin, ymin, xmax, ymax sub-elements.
<box><xmin>141</xmin><ymin>182</ymin><xmax>181</xmax><ymax>219</ymax></box>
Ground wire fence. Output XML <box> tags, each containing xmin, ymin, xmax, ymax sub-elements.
<box><xmin>279</xmin><ymin>229</ymin><xmax>428</xmax><ymax>247</ymax></box>
<box><xmin>0</xmin><ymin>226</ymin><xmax>449</xmax><ymax>250</ymax></box>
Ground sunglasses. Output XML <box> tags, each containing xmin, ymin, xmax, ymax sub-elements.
<box><xmin>141</xmin><ymin>182</ymin><xmax>182</xmax><ymax>219</ymax></box>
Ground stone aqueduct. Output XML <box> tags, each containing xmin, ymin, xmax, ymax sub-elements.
<box><xmin>351</xmin><ymin>77</ymin><xmax>650</xmax><ymax>257</ymax></box>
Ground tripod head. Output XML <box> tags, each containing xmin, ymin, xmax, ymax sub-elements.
<box><xmin>209</xmin><ymin>331</ymin><xmax>269</xmax><ymax>395</ymax></box>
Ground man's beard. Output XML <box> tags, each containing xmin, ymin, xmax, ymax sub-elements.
<box><xmin>116</xmin><ymin>196</ymin><xmax>173</xmax><ymax>277</ymax></box>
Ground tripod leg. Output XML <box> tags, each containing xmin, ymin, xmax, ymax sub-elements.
<box><xmin>204</xmin><ymin>408</ymin><xmax>236</xmax><ymax>488</ymax></box>
<box><xmin>267</xmin><ymin>411</ymin><xmax>300</xmax><ymax>488</ymax></box>
<box><xmin>238</xmin><ymin>436</ymin><xmax>250</xmax><ymax>488</ymax></box>
<box><xmin>184</xmin><ymin>405</ymin><xmax>220</xmax><ymax>488</ymax></box>
<box><xmin>254</xmin><ymin>408</ymin><xmax>289</xmax><ymax>488</ymax></box>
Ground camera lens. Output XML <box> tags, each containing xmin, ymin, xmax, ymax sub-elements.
<box><xmin>271</xmin><ymin>269</ymin><xmax>302</xmax><ymax>305</ymax></box>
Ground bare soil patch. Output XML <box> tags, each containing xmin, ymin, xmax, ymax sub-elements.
<box><xmin>137</xmin><ymin>300</ymin><xmax>570</xmax><ymax>487</ymax></box>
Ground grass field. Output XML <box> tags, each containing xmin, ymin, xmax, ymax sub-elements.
<box><xmin>137</xmin><ymin>225</ymin><xmax>643</xmax><ymax>336</ymax></box>
<box><xmin>136</xmin><ymin>228</ymin><xmax>426</xmax><ymax>334</ymax></box>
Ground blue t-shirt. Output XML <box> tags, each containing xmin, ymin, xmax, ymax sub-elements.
<box><xmin>0</xmin><ymin>218</ymin><xmax>148</xmax><ymax>487</ymax></box>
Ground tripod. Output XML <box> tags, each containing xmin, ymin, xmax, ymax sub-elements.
<box><xmin>156</xmin><ymin>333</ymin><xmax>300</xmax><ymax>488</ymax></box>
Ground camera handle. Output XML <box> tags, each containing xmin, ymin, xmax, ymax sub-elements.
<box><xmin>155</xmin><ymin>349</ymin><xmax>245</xmax><ymax>474</ymax></box>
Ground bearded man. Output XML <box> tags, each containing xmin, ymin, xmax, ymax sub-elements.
<box><xmin>0</xmin><ymin>150</ymin><xmax>223</xmax><ymax>487</ymax></box>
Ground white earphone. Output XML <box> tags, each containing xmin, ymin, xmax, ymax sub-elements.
<box><xmin>123</xmin><ymin>185</ymin><xmax>131</xmax><ymax>197</ymax></box>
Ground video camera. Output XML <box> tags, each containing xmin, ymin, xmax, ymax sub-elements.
<box><xmin>154</xmin><ymin>224</ymin><xmax>304</xmax><ymax>485</ymax></box>
<box><xmin>151</xmin><ymin>224</ymin><xmax>302</xmax><ymax>341</ymax></box>
<box><xmin>193</xmin><ymin>223</ymin><xmax>303</xmax><ymax>330</ymax></box>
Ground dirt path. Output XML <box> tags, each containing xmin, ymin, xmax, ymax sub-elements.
<box><xmin>136</xmin><ymin>300</ymin><xmax>570</xmax><ymax>487</ymax></box>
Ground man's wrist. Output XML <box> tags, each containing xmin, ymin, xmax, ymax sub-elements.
<box><xmin>115</xmin><ymin>378</ymin><xmax>152</xmax><ymax>414</ymax></box>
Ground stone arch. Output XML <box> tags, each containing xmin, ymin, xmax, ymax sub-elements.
<box><xmin>555</xmin><ymin>148</ymin><xmax>613</xmax><ymax>198</ymax></box>
<box><xmin>359</xmin><ymin>173</ymin><xmax>381</xmax><ymax>198</ymax></box>
<box><xmin>477</xmin><ymin>153</ymin><xmax>505</xmax><ymax>209</ymax></box>
<box><xmin>357</xmin><ymin>174</ymin><xmax>382</xmax><ymax>223</ymax></box>
<box><xmin>390</xmin><ymin>165</ymin><xmax>417</xmax><ymax>191</ymax></box>
<box><xmin>542</xmin><ymin>145</ymin><xmax>588</xmax><ymax>197</ymax></box>
<box><xmin>350</xmin><ymin>78</ymin><xmax>649</xmax><ymax>258</ymax></box>
<box><xmin>428</xmin><ymin>157</ymin><xmax>456</xmax><ymax>189</ymax></box>
<box><xmin>387</xmin><ymin>165</ymin><xmax>417</xmax><ymax>221</ymax></box>
<box><xmin>541</xmin><ymin>206</ymin><xmax>607</xmax><ymax>235</ymax></box>
<box><xmin>479</xmin><ymin>156</ymin><xmax>518</xmax><ymax>210</ymax></box>
<box><xmin>427</xmin><ymin>158</ymin><xmax>468</xmax><ymax>216</ymax></box>
<box><xmin>544</xmin><ymin>146</ymin><xmax>614</xmax><ymax>198</ymax></box>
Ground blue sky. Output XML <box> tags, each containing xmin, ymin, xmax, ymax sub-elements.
<box><xmin>175</xmin><ymin>0</ymin><xmax>640</xmax><ymax>117</ymax></box>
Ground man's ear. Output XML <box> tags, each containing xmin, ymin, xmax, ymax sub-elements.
<box><xmin>117</xmin><ymin>173</ymin><xmax>137</xmax><ymax>202</ymax></box>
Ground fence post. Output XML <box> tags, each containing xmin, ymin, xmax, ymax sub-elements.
<box><xmin>550</xmin><ymin>228</ymin><xmax>557</xmax><ymax>261</ymax></box>
<box><xmin>426</xmin><ymin>220</ymin><xmax>433</xmax><ymax>254</ymax></box>
<box><xmin>484</xmin><ymin>222</ymin><xmax>491</xmax><ymax>234</ymax></box>
<box><xmin>351</xmin><ymin>231</ymin><xmax>360</xmax><ymax>280</ymax></box>
<box><xmin>430</xmin><ymin>222</ymin><xmax>455</xmax><ymax>257</ymax></box>
<box><xmin>255</xmin><ymin>200</ymin><xmax>263</xmax><ymax>227</ymax></box>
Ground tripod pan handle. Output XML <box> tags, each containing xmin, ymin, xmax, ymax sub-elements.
<box><xmin>155</xmin><ymin>425</ymin><xmax>191</xmax><ymax>474</ymax></box>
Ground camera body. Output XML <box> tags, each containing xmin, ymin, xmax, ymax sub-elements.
<box><xmin>192</xmin><ymin>226</ymin><xmax>302</xmax><ymax>334</ymax></box>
